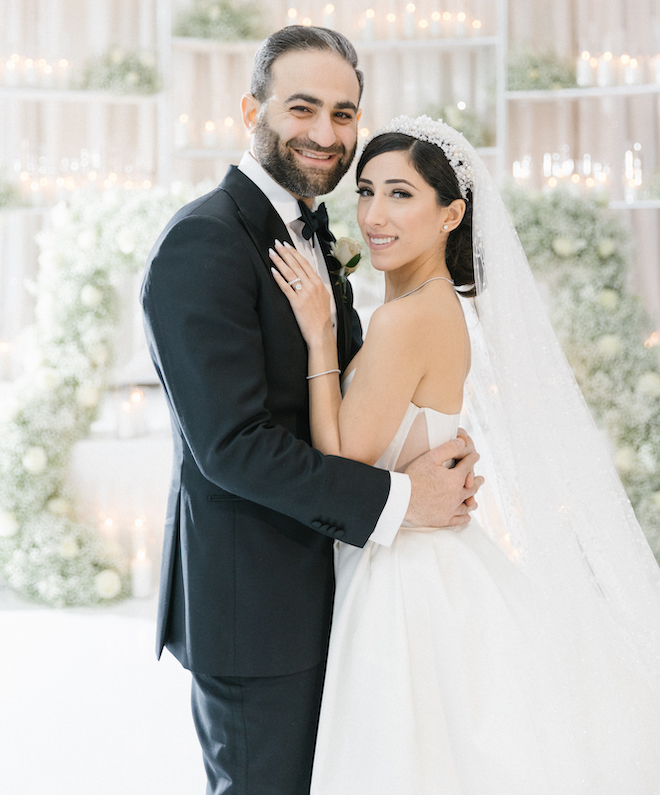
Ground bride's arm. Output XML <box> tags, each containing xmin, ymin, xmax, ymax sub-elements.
<box><xmin>270</xmin><ymin>242</ymin><xmax>436</xmax><ymax>465</ymax></box>
<box><xmin>270</xmin><ymin>242</ymin><xmax>344</xmax><ymax>455</ymax></box>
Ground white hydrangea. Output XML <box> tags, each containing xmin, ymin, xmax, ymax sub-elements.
<box><xmin>80</xmin><ymin>284</ymin><xmax>103</xmax><ymax>308</ymax></box>
<box><xmin>597</xmin><ymin>334</ymin><xmax>623</xmax><ymax>358</ymax></box>
<box><xmin>637</xmin><ymin>371</ymin><xmax>660</xmax><ymax>398</ymax></box>
<box><xmin>598</xmin><ymin>289</ymin><xmax>619</xmax><ymax>310</ymax></box>
<box><xmin>94</xmin><ymin>569</ymin><xmax>122</xmax><ymax>599</ymax></box>
<box><xmin>552</xmin><ymin>237</ymin><xmax>575</xmax><ymax>258</ymax></box>
<box><xmin>0</xmin><ymin>511</ymin><xmax>19</xmax><ymax>538</ymax></box>
<box><xmin>615</xmin><ymin>446</ymin><xmax>636</xmax><ymax>472</ymax></box>
<box><xmin>22</xmin><ymin>447</ymin><xmax>48</xmax><ymax>474</ymax></box>
<box><xmin>597</xmin><ymin>239</ymin><xmax>616</xmax><ymax>259</ymax></box>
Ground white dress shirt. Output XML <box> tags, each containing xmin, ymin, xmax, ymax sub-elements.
<box><xmin>238</xmin><ymin>151</ymin><xmax>409</xmax><ymax>546</ymax></box>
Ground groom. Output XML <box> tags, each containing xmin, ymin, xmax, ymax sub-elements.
<box><xmin>142</xmin><ymin>25</ymin><xmax>482</xmax><ymax>795</ymax></box>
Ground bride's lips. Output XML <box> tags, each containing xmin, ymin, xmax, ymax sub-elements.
<box><xmin>291</xmin><ymin>147</ymin><xmax>339</xmax><ymax>168</ymax></box>
<box><xmin>367</xmin><ymin>234</ymin><xmax>398</xmax><ymax>251</ymax></box>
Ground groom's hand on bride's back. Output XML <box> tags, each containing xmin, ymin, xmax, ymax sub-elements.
<box><xmin>403</xmin><ymin>431</ymin><xmax>483</xmax><ymax>529</ymax></box>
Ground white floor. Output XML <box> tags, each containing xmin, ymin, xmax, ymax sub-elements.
<box><xmin>0</xmin><ymin>592</ymin><xmax>207</xmax><ymax>795</ymax></box>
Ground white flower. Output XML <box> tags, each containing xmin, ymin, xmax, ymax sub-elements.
<box><xmin>139</xmin><ymin>53</ymin><xmax>156</xmax><ymax>68</ymax></box>
<box><xmin>34</xmin><ymin>367</ymin><xmax>60</xmax><ymax>392</ymax></box>
<box><xmin>331</xmin><ymin>237</ymin><xmax>362</xmax><ymax>273</ymax></box>
<box><xmin>638</xmin><ymin>444</ymin><xmax>658</xmax><ymax>473</ymax></box>
<box><xmin>22</xmin><ymin>446</ymin><xmax>48</xmax><ymax>474</ymax></box>
<box><xmin>551</xmin><ymin>237</ymin><xmax>575</xmax><ymax>258</ymax></box>
<box><xmin>0</xmin><ymin>393</ymin><xmax>20</xmax><ymax>423</ymax></box>
<box><xmin>50</xmin><ymin>202</ymin><xmax>70</xmax><ymax>229</ymax></box>
<box><xmin>47</xmin><ymin>498</ymin><xmax>70</xmax><ymax>516</ymax></box>
<box><xmin>614</xmin><ymin>446</ymin><xmax>636</xmax><ymax>472</ymax></box>
<box><xmin>80</xmin><ymin>284</ymin><xmax>103</xmax><ymax>308</ymax></box>
<box><xmin>0</xmin><ymin>511</ymin><xmax>19</xmax><ymax>538</ymax></box>
<box><xmin>636</xmin><ymin>371</ymin><xmax>660</xmax><ymax>398</ymax></box>
<box><xmin>209</xmin><ymin>5</ymin><xmax>222</xmax><ymax>21</ymax></box>
<box><xmin>597</xmin><ymin>238</ymin><xmax>617</xmax><ymax>259</ymax></box>
<box><xmin>76</xmin><ymin>230</ymin><xmax>96</xmax><ymax>250</ymax></box>
<box><xmin>58</xmin><ymin>535</ymin><xmax>79</xmax><ymax>559</ymax></box>
<box><xmin>88</xmin><ymin>344</ymin><xmax>109</xmax><ymax>366</ymax></box>
<box><xmin>125</xmin><ymin>71</ymin><xmax>139</xmax><ymax>86</ymax></box>
<box><xmin>117</xmin><ymin>228</ymin><xmax>137</xmax><ymax>255</ymax></box>
<box><xmin>597</xmin><ymin>334</ymin><xmax>623</xmax><ymax>358</ymax></box>
<box><xmin>109</xmin><ymin>48</ymin><xmax>124</xmax><ymax>65</ymax></box>
<box><xmin>598</xmin><ymin>289</ymin><xmax>619</xmax><ymax>310</ymax></box>
<box><xmin>94</xmin><ymin>569</ymin><xmax>122</xmax><ymax>599</ymax></box>
<box><xmin>75</xmin><ymin>384</ymin><xmax>100</xmax><ymax>408</ymax></box>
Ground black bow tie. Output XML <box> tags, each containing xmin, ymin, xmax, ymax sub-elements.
<box><xmin>298</xmin><ymin>200</ymin><xmax>334</xmax><ymax>254</ymax></box>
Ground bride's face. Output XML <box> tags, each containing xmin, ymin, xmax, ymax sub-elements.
<box><xmin>356</xmin><ymin>151</ymin><xmax>450</xmax><ymax>274</ymax></box>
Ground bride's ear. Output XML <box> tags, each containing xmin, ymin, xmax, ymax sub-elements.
<box><xmin>443</xmin><ymin>199</ymin><xmax>466</xmax><ymax>232</ymax></box>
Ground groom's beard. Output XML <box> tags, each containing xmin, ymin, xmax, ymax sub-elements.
<box><xmin>253</xmin><ymin>114</ymin><xmax>357</xmax><ymax>198</ymax></box>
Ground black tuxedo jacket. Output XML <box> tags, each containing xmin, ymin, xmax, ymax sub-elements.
<box><xmin>141</xmin><ymin>166</ymin><xmax>391</xmax><ymax>677</ymax></box>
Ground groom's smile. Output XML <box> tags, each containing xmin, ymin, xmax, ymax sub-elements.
<box><xmin>242</xmin><ymin>48</ymin><xmax>362</xmax><ymax>201</ymax></box>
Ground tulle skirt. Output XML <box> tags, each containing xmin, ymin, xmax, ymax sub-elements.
<box><xmin>310</xmin><ymin>520</ymin><xmax>660</xmax><ymax>794</ymax></box>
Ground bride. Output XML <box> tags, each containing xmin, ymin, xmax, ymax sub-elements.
<box><xmin>269</xmin><ymin>116</ymin><xmax>660</xmax><ymax>793</ymax></box>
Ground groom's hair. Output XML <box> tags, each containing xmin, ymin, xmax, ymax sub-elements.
<box><xmin>250</xmin><ymin>26</ymin><xmax>364</xmax><ymax>103</ymax></box>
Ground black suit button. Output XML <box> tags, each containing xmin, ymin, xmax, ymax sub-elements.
<box><xmin>311</xmin><ymin>520</ymin><xmax>322</xmax><ymax>529</ymax></box>
<box><xmin>334</xmin><ymin>529</ymin><xmax>345</xmax><ymax>538</ymax></box>
<box><xmin>320</xmin><ymin>523</ymin><xmax>331</xmax><ymax>532</ymax></box>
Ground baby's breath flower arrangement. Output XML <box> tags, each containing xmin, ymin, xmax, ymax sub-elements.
<box><xmin>506</xmin><ymin>185</ymin><xmax>660</xmax><ymax>557</ymax></box>
<box><xmin>0</xmin><ymin>182</ymin><xmax>202</xmax><ymax>606</ymax></box>
<box><xmin>173</xmin><ymin>0</ymin><xmax>263</xmax><ymax>41</ymax></box>
<box><xmin>508</xmin><ymin>50</ymin><xmax>577</xmax><ymax>91</ymax></box>
<box><xmin>78</xmin><ymin>49</ymin><xmax>160</xmax><ymax>95</ymax></box>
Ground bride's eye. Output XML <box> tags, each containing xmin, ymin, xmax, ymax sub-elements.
<box><xmin>356</xmin><ymin>187</ymin><xmax>372</xmax><ymax>197</ymax></box>
<box><xmin>392</xmin><ymin>189</ymin><xmax>412</xmax><ymax>199</ymax></box>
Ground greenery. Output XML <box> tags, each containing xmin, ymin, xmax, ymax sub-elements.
<box><xmin>78</xmin><ymin>49</ymin><xmax>160</xmax><ymax>94</ymax></box>
<box><xmin>423</xmin><ymin>104</ymin><xmax>494</xmax><ymax>149</ymax></box>
<box><xmin>0</xmin><ymin>182</ymin><xmax>205</xmax><ymax>606</ymax></box>
<box><xmin>0</xmin><ymin>175</ymin><xmax>24</xmax><ymax>209</ymax></box>
<box><xmin>174</xmin><ymin>0</ymin><xmax>263</xmax><ymax>41</ymax></box>
<box><xmin>505</xmin><ymin>185</ymin><xmax>660</xmax><ymax>557</ymax></box>
<box><xmin>508</xmin><ymin>50</ymin><xmax>577</xmax><ymax>91</ymax></box>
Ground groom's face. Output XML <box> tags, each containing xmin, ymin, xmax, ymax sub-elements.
<box><xmin>243</xmin><ymin>49</ymin><xmax>361</xmax><ymax>201</ymax></box>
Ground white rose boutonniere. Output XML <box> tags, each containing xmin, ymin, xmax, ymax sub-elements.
<box><xmin>329</xmin><ymin>237</ymin><xmax>362</xmax><ymax>299</ymax></box>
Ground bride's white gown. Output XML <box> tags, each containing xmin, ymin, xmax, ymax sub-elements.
<box><xmin>311</xmin><ymin>373</ymin><xmax>660</xmax><ymax>794</ymax></box>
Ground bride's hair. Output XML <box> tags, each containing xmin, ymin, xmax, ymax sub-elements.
<box><xmin>356</xmin><ymin>133</ymin><xmax>475</xmax><ymax>296</ymax></box>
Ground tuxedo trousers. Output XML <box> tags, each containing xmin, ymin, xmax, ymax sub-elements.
<box><xmin>191</xmin><ymin>662</ymin><xmax>326</xmax><ymax>795</ymax></box>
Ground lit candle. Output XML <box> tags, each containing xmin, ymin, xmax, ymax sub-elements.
<box><xmin>471</xmin><ymin>19</ymin><xmax>482</xmax><ymax>36</ymax></box>
<box><xmin>223</xmin><ymin>116</ymin><xmax>235</xmax><ymax>148</ymax></box>
<box><xmin>363</xmin><ymin>9</ymin><xmax>375</xmax><ymax>41</ymax></box>
<box><xmin>624</xmin><ymin>57</ymin><xmax>642</xmax><ymax>85</ymax></box>
<box><xmin>322</xmin><ymin>3</ymin><xmax>334</xmax><ymax>28</ymax></box>
<box><xmin>387</xmin><ymin>13</ymin><xmax>397</xmax><ymax>41</ymax></box>
<box><xmin>576</xmin><ymin>51</ymin><xmax>595</xmax><ymax>87</ymax></box>
<box><xmin>203</xmin><ymin>120</ymin><xmax>218</xmax><ymax>148</ymax></box>
<box><xmin>442</xmin><ymin>11</ymin><xmax>452</xmax><ymax>37</ymax></box>
<box><xmin>175</xmin><ymin>114</ymin><xmax>190</xmax><ymax>149</ymax></box>
<box><xmin>286</xmin><ymin>7</ymin><xmax>297</xmax><ymax>26</ymax></box>
<box><xmin>131</xmin><ymin>548</ymin><xmax>153</xmax><ymax>598</ymax></box>
<box><xmin>57</xmin><ymin>58</ymin><xmax>70</xmax><ymax>89</ymax></box>
<box><xmin>430</xmin><ymin>11</ymin><xmax>441</xmax><ymax>37</ymax></box>
<box><xmin>418</xmin><ymin>19</ymin><xmax>428</xmax><ymax>37</ymax></box>
<box><xmin>454</xmin><ymin>11</ymin><xmax>467</xmax><ymax>38</ymax></box>
<box><xmin>41</xmin><ymin>60</ymin><xmax>54</xmax><ymax>87</ymax></box>
<box><xmin>4</xmin><ymin>59</ymin><xmax>18</xmax><ymax>86</ymax></box>
<box><xmin>652</xmin><ymin>54</ymin><xmax>660</xmax><ymax>84</ymax></box>
<box><xmin>597</xmin><ymin>51</ymin><xmax>614</xmax><ymax>87</ymax></box>
<box><xmin>24</xmin><ymin>58</ymin><xmax>37</xmax><ymax>86</ymax></box>
<box><xmin>404</xmin><ymin>4</ymin><xmax>416</xmax><ymax>39</ymax></box>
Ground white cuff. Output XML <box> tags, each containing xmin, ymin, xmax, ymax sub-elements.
<box><xmin>368</xmin><ymin>472</ymin><xmax>411</xmax><ymax>547</ymax></box>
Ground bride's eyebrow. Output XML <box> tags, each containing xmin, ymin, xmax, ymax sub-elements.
<box><xmin>357</xmin><ymin>178</ymin><xmax>418</xmax><ymax>188</ymax></box>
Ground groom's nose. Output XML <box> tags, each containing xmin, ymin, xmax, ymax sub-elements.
<box><xmin>307</xmin><ymin>113</ymin><xmax>338</xmax><ymax>149</ymax></box>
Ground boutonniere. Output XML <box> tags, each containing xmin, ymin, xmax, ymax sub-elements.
<box><xmin>329</xmin><ymin>237</ymin><xmax>362</xmax><ymax>299</ymax></box>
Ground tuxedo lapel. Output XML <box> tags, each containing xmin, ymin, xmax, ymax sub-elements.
<box><xmin>220</xmin><ymin>166</ymin><xmax>352</xmax><ymax>369</ymax></box>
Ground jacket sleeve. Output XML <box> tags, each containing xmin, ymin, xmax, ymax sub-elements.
<box><xmin>141</xmin><ymin>213</ymin><xmax>391</xmax><ymax>547</ymax></box>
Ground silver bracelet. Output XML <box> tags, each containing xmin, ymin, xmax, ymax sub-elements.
<box><xmin>306</xmin><ymin>369</ymin><xmax>341</xmax><ymax>380</ymax></box>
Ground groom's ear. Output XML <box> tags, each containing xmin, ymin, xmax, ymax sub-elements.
<box><xmin>241</xmin><ymin>93</ymin><xmax>260</xmax><ymax>134</ymax></box>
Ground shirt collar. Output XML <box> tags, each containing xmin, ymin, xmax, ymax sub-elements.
<box><xmin>238</xmin><ymin>151</ymin><xmax>317</xmax><ymax>226</ymax></box>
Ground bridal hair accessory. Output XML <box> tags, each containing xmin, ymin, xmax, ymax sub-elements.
<box><xmin>365</xmin><ymin>115</ymin><xmax>475</xmax><ymax>199</ymax></box>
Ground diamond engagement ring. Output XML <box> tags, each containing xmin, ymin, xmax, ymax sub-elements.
<box><xmin>288</xmin><ymin>278</ymin><xmax>302</xmax><ymax>291</ymax></box>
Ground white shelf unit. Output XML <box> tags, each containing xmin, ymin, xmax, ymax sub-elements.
<box><xmin>169</xmin><ymin>0</ymin><xmax>509</xmax><ymax>185</ymax></box>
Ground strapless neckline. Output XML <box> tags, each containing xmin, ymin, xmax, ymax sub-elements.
<box><xmin>342</xmin><ymin>368</ymin><xmax>461</xmax><ymax>421</ymax></box>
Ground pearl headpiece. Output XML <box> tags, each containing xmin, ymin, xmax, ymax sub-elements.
<box><xmin>364</xmin><ymin>115</ymin><xmax>476</xmax><ymax>200</ymax></box>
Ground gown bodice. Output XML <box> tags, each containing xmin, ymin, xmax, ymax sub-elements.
<box><xmin>342</xmin><ymin>369</ymin><xmax>461</xmax><ymax>474</ymax></box>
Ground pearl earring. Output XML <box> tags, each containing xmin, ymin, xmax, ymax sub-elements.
<box><xmin>443</xmin><ymin>224</ymin><xmax>449</xmax><ymax>230</ymax></box>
